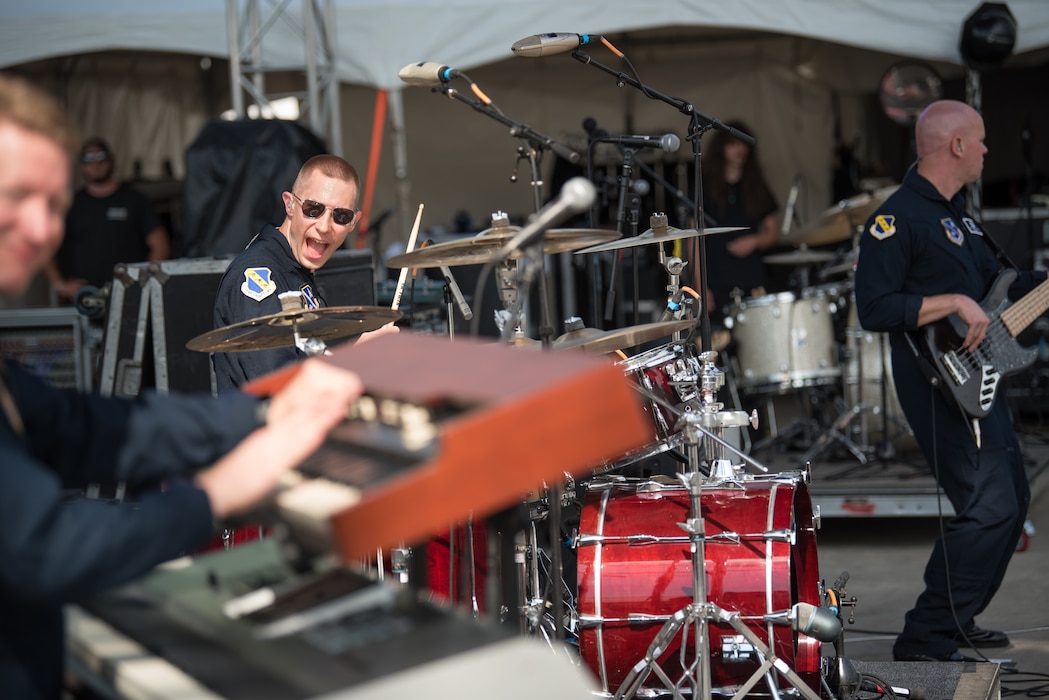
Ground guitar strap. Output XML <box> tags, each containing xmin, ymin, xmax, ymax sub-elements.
<box><xmin>964</xmin><ymin>205</ymin><xmax>1019</xmax><ymax>271</ymax></box>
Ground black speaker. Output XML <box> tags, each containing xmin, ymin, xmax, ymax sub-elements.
<box><xmin>314</xmin><ymin>248</ymin><xmax>375</xmax><ymax>306</ymax></box>
<box><xmin>980</xmin><ymin>207</ymin><xmax>1049</xmax><ymax>269</ymax></box>
<box><xmin>149</xmin><ymin>258</ymin><xmax>234</xmax><ymax>394</ymax></box>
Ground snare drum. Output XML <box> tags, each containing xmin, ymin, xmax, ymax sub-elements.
<box><xmin>617</xmin><ymin>342</ymin><xmax>701</xmax><ymax>439</ymax></box>
<box><xmin>575</xmin><ymin>474</ymin><xmax>822</xmax><ymax>696</ymax></box>
<box><xmin>727</xmin><ymin>288</ymin><xmax>840</xmax><ymax>393</ymax></box>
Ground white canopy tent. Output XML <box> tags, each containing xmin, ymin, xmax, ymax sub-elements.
<box><xmin>2</xmin><ymin>0</ymin><xmax>1048</xmax><ymax>255</ymax></box>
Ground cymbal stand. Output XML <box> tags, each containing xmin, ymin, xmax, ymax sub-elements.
<box><xmin>652</xmin><ymin>214</ymin><xmax>691</xmax><ymax>327</ymax></box>
<box><xmin>277</xmin><ymin>291</ymin><xmax>331</xmax><ymax>357</ymax></box>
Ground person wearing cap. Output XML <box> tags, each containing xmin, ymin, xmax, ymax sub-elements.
<box><xmin>45</xmin><ymin>137</ymin><xmax>170</xmax><ymax>302</ymax></box>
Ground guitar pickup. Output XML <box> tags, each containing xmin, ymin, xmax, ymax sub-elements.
<box><xmin>942</xmin><ymin>351</ymin><xmax>970</xmax><ymax>386</ymax></box>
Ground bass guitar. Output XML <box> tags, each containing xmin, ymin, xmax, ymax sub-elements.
<box><xmin>923</xmin><ymin>269</ymin><xmax>1049</xmax><ymax>420</ymax></box>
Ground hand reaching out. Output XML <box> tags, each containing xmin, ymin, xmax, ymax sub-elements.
<box><xmin>195</xmin><ymin>358</ymin><xmax>364</xmax><ymax>519</ymax></box>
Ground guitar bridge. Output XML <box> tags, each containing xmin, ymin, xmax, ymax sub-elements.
<box><xmin>942</xmin><ymin>350</ymin><xmax>970</xmax><ymax>386</ymax></box>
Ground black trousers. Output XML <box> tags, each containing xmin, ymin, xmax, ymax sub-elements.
<box><xmin>891</xmin><ymin>351</ymin><xmax>1030</xmax><ymax>658</ymax></box>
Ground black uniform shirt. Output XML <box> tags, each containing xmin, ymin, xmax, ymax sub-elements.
<box><xmin>212</xmin><ymin>225</ymin><xmax>325</xmax><ymax>392</ymax></box>
<box><xmin>855</xmin><ymin>166</ymin><xmax>1044</xmax><ymax>336</ymax></box>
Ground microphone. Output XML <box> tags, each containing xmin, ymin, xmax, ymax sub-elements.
<box><xmin>497</xmin><ymin>177</ymin><xmax>597</xmax><ymax>259</ymax></box>
<box><xmin>398</xmin><ymin>61</ymin><xmax>462</xmax><ymax>87</ymax></box>
<box><xmin>792</xmin><ymin>602</ymin><xmax>842</xmax><ymax>642</ymax></box>
<box><xmin>440</xmin><ymin>265</ymin><xmax>473</xmax><ymax>320</ymax></box>
<box><xmin>767</xmin><ymin>603</ymin><xmax>842</xmax><ymax>643</ymax></box>
<box><xmin>593</xmin><ymin>133</ymin><xmax>681</xmax><ymax>153</ymax></box>
<box><xmin>511</xmin><ymin>33</ymin><xmax>602</xmax><ymax>58</ymax></box>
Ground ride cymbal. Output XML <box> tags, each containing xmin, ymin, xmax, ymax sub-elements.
<box><xmin>186</xmin><ymin>306</ymin><xmax>403</xmax><ymax>352</ymax></box>
<box><xmin>574</xmin><ymin>226</ymin><xmax>744</xmax><ymax>254</ymax></box>
<box><xmin>385</xmin><ymin>227</ymin><xmax>620</xmax><ymax>269</ymax></box>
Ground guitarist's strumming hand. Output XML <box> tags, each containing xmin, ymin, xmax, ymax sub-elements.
<box><xmin>918</xmin><ymin>293</ymin><xmax>989</xmax><ymax>352</ymax></box>
<box><xmin>954</xmin><ymin>295</ymin><xmax>990</xmax><ymax>351</ymax></box>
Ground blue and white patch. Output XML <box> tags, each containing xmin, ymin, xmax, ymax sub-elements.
<box><xmin>869</xmin><ymin>214</ymin><xmax>896</xmax><ymax>240</ymax></box>
<box><xmin>941</xmin><ymin>218</ymin><xmax>965</xmax><ymax>246</ymax></box>
<box><xmin>241</xmin><ymin>267</ymin><xmax>277</xmax><ymax>301</ymax></box>
<box><xmin>962</xmin><ymin>217</ymin><xmax>983</xmax><ymax>236</ymax></box>
<box><xmin>300</xmin><ymin>284</ymin><xmax>319</xmax><ymax>309</ymax></box>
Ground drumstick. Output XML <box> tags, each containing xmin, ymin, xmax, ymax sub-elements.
<box><xmin>391</xmin><ymin>203</ymin><xmax>424</xmax><ymax>311</ymax></box>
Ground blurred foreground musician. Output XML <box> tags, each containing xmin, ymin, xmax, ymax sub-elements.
<box><xmin>0</xmin><ymin>72</ymin><xmax>365</xmax><ymax>699</ymax></box>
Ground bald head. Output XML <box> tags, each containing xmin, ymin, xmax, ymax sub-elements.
<box><xmin>914</xmin><ymin>100</ymin><xmax>986</xmax><ymax>197</ymax></box>
<box><xmin>915</xmin><ymin>100</ymin><xmax>981</xmax><ymax>159</ymax></box>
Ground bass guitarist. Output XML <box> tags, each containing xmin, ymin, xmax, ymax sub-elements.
<box><xmin>855</xmin><ymin>99</ymin><xmax>1047</xmax><ymax>663</ymax></box>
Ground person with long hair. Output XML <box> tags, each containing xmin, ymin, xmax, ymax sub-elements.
<box><xmin>692</xmin><ymin>121</ymin><xmax>780</xmax><ymax>319</ymax></box>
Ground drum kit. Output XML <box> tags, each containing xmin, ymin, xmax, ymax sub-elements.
<box><xmin>720</xmin><ymin>184</ymin><xmax>916</xmax><ymax>466</ymax></box>
<box><xmin>185</xmin><ymin>186</ymin><xmax>916</xmax><ymax>699</ymax></box>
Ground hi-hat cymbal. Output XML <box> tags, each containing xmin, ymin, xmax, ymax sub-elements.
<box><xmin>786</xmin><ymin>185</ymin><xmax>899</xmax><ymax>246</ymax></box>
<box><xmin>385</xmin><ymin>226</ymin><xmax>620</xmax><ymax>269</ymax></box>
<box><xmin>763</xmin><ymin>249</ymin><xmax>836</xmax><ymax>265</ymax></box>
<box><xmin>553</xmin><ymin>319</ymin><xmax>695</xmax><ymax>355</ymax></box>
<box><xmin>186</xmin><ymin>306</ymin><xmax>402</xmax><ymax>352</ymax></box>
<box><xmin>574</xmin><ymin>225</ymin><xmax>745</xmax><ymax>254</ymax></box>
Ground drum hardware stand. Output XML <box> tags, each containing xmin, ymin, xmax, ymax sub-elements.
<box><xmin>609</xmin><ymin>420</ymin><xmax>819</xmax><ymax>700</ymax></box>
<box><xmin>614</xmin><ymin>356</ymin><xmax>822</xmax><ymax>699</ymax></box>
<box><xmin>797</xmin><ymin>324</ymin><xmax>910</xmax><ymax>470</ymax></box>
<box><xmin>439</xmin><ymin>264</ymin><xmax>473</xmax><ymax>340</ymax></box>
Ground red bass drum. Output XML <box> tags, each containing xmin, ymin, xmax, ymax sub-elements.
<box><xmin>575</xmin><ymin>474</ymin><xmax>822</xmax><ymax>696</ymax></box>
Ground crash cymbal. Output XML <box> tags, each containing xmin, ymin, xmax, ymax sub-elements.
<box><xmin>839</xmin><ymin>185</ymin><xmax>899</xmax><ymax>226</ymax></box>
<box><xmin>186</xmin><ymin>306</ymin><xmax>402</xmax><ymax>352</ymax></box>
<box><xmin>763</xmin><ymin>249</ymin><xmax>836</xmax><ymax>265</ymax></box>
<box><xmin>385</xmin><ymin>226</ymin><xmax>620</xmax><ymax>268</ymax></box>
<box><xmin>574</xmin><ymin>225</ymin><xmax>745</xmax><ymax>254</ymax></box>
<box><xmin>786</xmin><ymin>185</ymin><xmax>900</xmax><ymax>246</ymax></box>
<box><xmin>553</xmin><ymin>319</ymin><xmax>695</xmax><ymax>355</ymax></box>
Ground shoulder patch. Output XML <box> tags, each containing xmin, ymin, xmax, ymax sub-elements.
<box><xmin>941</xmin><ymin>218</ymin><xmax>964</xmax><ymax>246</ymax></box>
<box><xmin>241</xmin><ymin>267</ymin><xmax>277</xmax><ymax>301</ymax></box>
<box><xmin>869</xmin><ymin>214</ymin><xmax>896</xmax><ymax>240</ymax></box>
<box><xmin>962</xmin><ymin>217</ymin><xmax>984</xmax><ymax>236</ymax></box>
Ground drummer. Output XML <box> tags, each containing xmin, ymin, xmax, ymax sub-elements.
<box><xmin>212</xmin><ymin>154</ymin><xmax>397</xmax><ymax>391</ymax></box>
<box><xmin>689</xmin><ymin>120</ymin><xmax>780</xmax><ymax>321</ymax></box>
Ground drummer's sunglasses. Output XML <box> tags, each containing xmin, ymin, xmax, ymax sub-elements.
<box><xmin>290</xmin><ymin>193</ymin><xmax>358</xmax><ymax>227</ymax></box>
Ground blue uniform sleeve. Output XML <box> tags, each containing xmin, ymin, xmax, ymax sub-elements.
<box><xmin>7</xmin><ymin>362</ymin><xmax>261</xmax><ymax>486</ymax></box>
<box><xmin>0</xmin><ymin>363</ymin><xmax>265</xmax><ymax>603</ymax></box>
<box><xmin>212</xmin><ymin>258</ymin><xmax>305</xmax><ymax>392</ymax></box>
<box><xmin>854</xmin><ymin>216</ymin><xmax>923</xmax><ymax>332</ymax></box>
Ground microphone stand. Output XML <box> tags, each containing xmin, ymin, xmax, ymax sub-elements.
<box><xmin>570</xmin><ymin>49</ymin><xmax>752</xmax><ymax>354</ymax></box>
<box><xmin>433</xmin><ymin>82</ymin><xmax>567</xmax><ymax>349</ymax></box>
<box><xmin>435</xmin><ymin>79</ymin><xmax>588</xmax><ymax>643</ymax></box>
<box><xmin>432</xmin><ymin>83</ymin><xmax>580</xmax><ymax>167</ymax></box>
<box><xmin>602</xmin><ymin>146</ymin><xmax>642</xmax><ymax>326</ymax></box>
